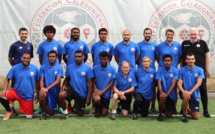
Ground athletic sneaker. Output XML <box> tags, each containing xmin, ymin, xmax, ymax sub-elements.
<box><xmin>11</xmin><ymin>107</ymin><xmax>18</xmax><ymax>116</ymax></box>
<box><xmin>3</xmin><ymin>111</ymin><xmax>13</xmax><ymax>121</ymax></box>
<box><xmin>34</xmin><ymin>108</ymin><xmax>41</xmax><ymax>114</ymax></box>
<box><xmin>157</xmin><ymin>114</ymin><xmax>163</xmax><ymax>122</ymax></box>
<box><xmin>203</xmin><ymin>111</ymin><xmax>211</xmax><ymax>118</ymax></box>
<box><xmin>60</xmin><ymin>114</ymin><xmax>69</xmax><ymax>120</ymax></box>
<box><xmin>182</xmin><ymin>115</ymin><xmax>189</xmax><ymax>123</ymax></box>
<box><xmin>150</xmin><ymin>107</ymin><xmax>158</xmax><ymax>115</ymax></box>
<box><xmin>58</xmin><ymin>108</ymin><xmax>64</xmax><ymax>114</ymax></box>
<box><xmin>94</xmin><ymin>108</ymin><xmax>100</xmax><ymax>118</ymax></box>
<box><xmin>111</xmin><ymin>113</ymin><xmax>116</xmax><ymax>120</ymax></box>
<box><xmin>40</xmin><ymin>113</ymin><xmax>47</xmax><ymax>120</ymax></box>
<box><xmin>132</xmin><ymin>113</ymin><xmax>138</xmax><ymax>120</ymax></box>
<box><xmin>68</xmin><ymin>104</ymin><xmax>72</xmax><ymax>114</ymax></box>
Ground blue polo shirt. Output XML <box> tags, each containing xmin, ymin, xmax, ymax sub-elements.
<box><xmin>134</xmin><ymin>67</ymin><xmax>156</xmax><ymax>101</ymax></box>
<box><xmin>7</xmin><ymin>63</ymin><xmax>39</xmax><ymax>100</ymax></box>
<box><xmin>93</xmin><ymin>64</ymin><xmax>116</xmax><ymax>100</ymax></box>
<box><xmin>66</xmin><ymin>63</ymin><xmax>94</xmax><ymax>99</ymax></box>
<box><xmin>114</xmin><ymin>72</ymin><xmax>137</xmax><ymax>93</ymax></box>
<box><xmin>39</xmin><ymin>63</ymin><xmax>64</xmax><ymax>96</ymax></box>
<box><xmin>156</xmin><ymin>66</ymin><xmax>178</xmax><ymax>101</ymax></box>
<box><xmin>114</xmin><ymin>41</ymin><xmax>140</xmax><ymax>72</ymax></box>
<box><xmin>137</xmin><ymin>40</ymin><xmax>157</xmax><ymax>69</ymax></box>
<box><xmin>8</xmin><ymin>41</ymin><xmax>34</xmax><ymax>65</ymax></box>
<box><xmin>63</xmin><ymin>39</ymin><xmax>89</xmax><ymax>66</ymax></box>
<box><xmin>37</xmin><ymin>39</ymin><xmax>63</xmax><ymax>65</ymax></box>
<box><xmin>91</xmin><ymin>41</ymin><xmax>114</xmax><ymax>66</ymax></box>
<box><xmin>156</xmin><ymin>41</ymin><xmax>182</xmax><ymax>68</ymax></box>
<box><xmin>178</xmin><ymin>65</ymin><xmax>204</xmax><ymax>101</ymax></box>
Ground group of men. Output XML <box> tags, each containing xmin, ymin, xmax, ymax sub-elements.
<box><xmin>0</xmin><ymin>25</ymin><xmax>211</xmax><ymax>123</ymax></box>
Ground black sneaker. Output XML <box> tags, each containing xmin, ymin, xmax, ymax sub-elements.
<box><xmin>11</xmin><ymin>107</ymin><xmax>18</xmax><ymax>116</ymax></box>
<box><xmin>203</xmin><ymin>111</ymin><xmax>211</xmax><ymax>118</ymax></box>
<box><xmin>94</xmin><ymin>108</ymin><xmax>100</xmax><ymax>118</ymax></box>
<box><xmin>157</xmin><ymin>114</ymin><xmax>163</xmax><ymax>122</ymax></box>
<box><xmin>132</xmin><ymin>113</ymin><xmax>138</xmax><ymax>120</ymax></box>
<box><xmin>40</xmin><ymin>113</ymin><xmax>46</xmax><ymax>120</ymax></box>
<box><xmin>111</xmin><ymin>113</ymin><xmax>116</xmax><ymax>120</ymax></box>
<box><xmin>60</xmin><ymin>114</ymin><xmax>69</xmax><ymax>120</ymax></box>
<box><xmin>182</xmin><ymin>115</ymin><xmax>189</xmax><ymax>123</ymax></box>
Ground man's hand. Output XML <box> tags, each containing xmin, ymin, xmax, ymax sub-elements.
<box><xmin>34</xmin><ymin>94</ymin><xmax>39</xmax><ymax>104</ymax></box>
<box><xmin>86</xmin><ymin>98</ymin><xmax>91</xmax><ymax>106</ymax></box>
<box><xmin>0</xmin><ymin>90</ymin><xmax>7</xmax><ymax>98</ymax></box>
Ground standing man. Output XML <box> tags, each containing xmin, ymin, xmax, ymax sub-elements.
<box><xmin>156</xmin><ymin>54</ymin><xmax>178</xmax><ymax>121</ymax></box>
<box><xmin>91</xmin><ymin>28</ymin><xmax>114</xmax><ymax>66</ymax></box>
<box><xmin>8</xmin><ymin>27</ymin><xmax>34</xmax><ymax>115</ymax></box>
<box><xmin>181</xmin><ymin>28</ymin><xmax>211</xmax><ymax>118</ymax></box>
<box><xmin>132</xmin><ymin>57</ymin><xmax>156</xmax><ymax>120</ymax></box>
<box><xmin>93</xmin><ymin>51</ymin><xmax>116</xmax><ymax>118</ymax></box>
<box><xmin>0</xmin><ymin>52</ymin><xmax>39</xmax><ymax>120</ymax></box>
<box><xmin>111</xmin><ymin>61</ymin><xmax>136</xmax><ymax>120</ymax></box>
<box><xmin>114</xmin><ymin>29</ymin><xmax>140</xmax><ymax>72</ymax></box>
<box><xmin>156</xmin><ymin>29</ymin><xmax>182</xmax><ymax>68</ymax></box>
<box><xmin>38</xmin><ymin>50</ymin><xmax>63</xmax><ymax>120</ymax></box>
<box><xmin>177</xmin><ymin>53</ymin><xmax>204</xmax><ymax>123</ymax></box>
<box><xmin>37</xmin><ymin>25</ymin><xmax>63</xmax><ymax>65</ymax></box>
<box><xmin>58</xmin><ymin>50</ymin><xmax>93</xmax><ymax>119</ymax></box>
<box><xmin>63</xmin><ymin>27</ymin><xmax>89</xmax><ymax>66</ymax></box>
<box><xmin>137</xmin><ymin>28</ymin><xmax>157</xmax><ymax>114</ymax></box>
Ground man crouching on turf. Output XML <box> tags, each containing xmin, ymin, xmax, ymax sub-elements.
<box><xmin>38</xmin><ymin>50</ymin><xmax>63</xmax><ymax>120</ymax></box>
<box><xmin>58</xmin><ymin>50</ymin><xmax>93</xmax><ymax>119</ymax></box>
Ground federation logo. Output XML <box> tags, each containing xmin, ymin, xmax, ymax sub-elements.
<box><xmin>30</xmin><ymin>72</ymin><xmax>34</xmax><ymax>76</ymax></box>
<box><xmin>81</xmin><ymin>71</ymin><xmax>86</xmax><ymax>76</ymax></box>
<box><xmin>196</xmin><ymin>44</ymin><xmax>200</xmax><ymax>47</ymax></box>
<box><xmin>108</xmin><ymin>73</ymin><xmax>112</xmax><ymax>77</ymax></box>
<box><xmin>152</xmin><ymin>47</ymin><xmax>155</xmax><ymax>51</ymax></box>
<box><xmin>170</xmin><ymin>73</ymin><xmax>174</xmax><ymax>78</ymax></box>
<box><xmin>194</xmin><ymin>73</ymin><xmax>198</xmax><ymax>77</ymax></box>
<box><xmin>54</xmin><ymin>71</ymin><xmax>58</xmax><ymax>75</ymax></box>
<box><xmin>80</xmin><ymin>46</ymin><xmax>84</xmax><ymax>50</ymax></box>
<box><xmin>19</xmin><ymin>47</ymin><xmax>22</xmax><ymax>49</ymax></box>
<box><xmin>30</xmin><ymin>0</ymin><xmax>108</xmax><ymax>66</ymax></box>
<box><xmin>53</xmin><ymin>47</ymin><xmax>57</xmax><ymax>51</ymax></box>
<box><xmin>150</xmin><ymin>74</ymin><xmax>154</xmax><ymax>78</ymax></box>
<box><xmin>148</xmin><ymin>0</ymin><xmax>215</xmax><ymax>61</ymax></box>
<box><xmin>131</xmin><ymin>48</ymin><xmax>135</xmax><ymax>52</ymax></box>
<box><xmin>128</xmin><ymin>78</ymin><xmax>132</xmax><ymax>82</ymax></box>
<box><xmin>106</xmin><ymin>48</ymin><xmax>110</xmax><ymax>52</ymax></box>
<box><xmin>174</xmin><ymin>47</ymin><xmax>178</xmax><ymax>51</ymax></box>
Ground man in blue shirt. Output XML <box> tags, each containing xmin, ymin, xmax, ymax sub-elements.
<box><xmin>8</xmin><ymin>27</ymin><xmax>34</xmax><ymax>115</ymax></box>
<box><xmin>138</xmin><ymin>28</ymin><xmax>158</xmax><ymax>114</ymax></box>
<box><xmin>0</xmin><ymin>52</ymin><xmax>39</xmax><ymax>120</ymax></box>
<box><xmin>63</xmin><ymin>27</ymin><xmax>89</xmax><ymax>66</ymax></box>
<box><xmin>132</xmin><ymin>56</ymin><xmax>156</xmax><ymax>120</ymax></box>
<box><xmin>156</xmin><ymin>29</ymin><xmax>182</xmax><ymax>68</ymax></box>
<box><xmin>58</xmin><ymin>50</ymin><xmax>93</xmax><ymax>119</ymax></box>
<box><xmin>156</xmin><ymin>54</ymin><xmax>178</xmax><ymax>121</ymax></box>
<box><xmin>37</xmin><ymin>25</ymin><xmax>63</xmax><ymax>65</ymax></box>
<box><xmin>111</xmin><ymin>61</ymin><xmax>136</xmax><ymax>120</ymax></box>
<box><xmin>93</xmin><ymin>51</ymin><xmax>116</xmax><ymax>118</ymax></box>
<box><xmin>38</xmin><ymin>50</ymin><xmax>63</xmax><ymax>120</ymax></box>
<box><xmin>177</xmin><ymin>53</ymin><xmax>204</xmax><ymax>123</ymax></box>
<box><xmin>91</xmin><ymin>28</ymin><xmax>114</xmax><ymax>66</ymax></box>
<box><xmin>114</xmin><ymin>29</ymin><xmax>140</xmax><ymax>72</ymax></box>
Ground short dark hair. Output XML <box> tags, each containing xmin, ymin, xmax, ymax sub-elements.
<box><xmin>43</xmin><ymin>25</ymin><xmax>56</xmax><ymax>35</ymax></box>
<box><xmin>99</xmin><ymin>51</ymin><xmax>109</xmax><ymax>58</ymax></box>
<box><xmin>19</xmin><ymin>27</ymin><xmax>28</xmax><ymax>34</ymax></box>
<box><xmin>163</xmin><ymin>54</ymin><xmax>172</xmax><ymax>61</ymax></box>
<box><xmin>74</xmin><ymin>50</ymin><xmax>83</xmax><ymax>56</ymax></box>
<box><xmin>99</xmin><ymin>28</ymin><xmax>108</xmax><ymax>35</ymax></box>
<box><xmin>143</xmin><ymin>28</ymin><xmax>152</xmax><ymax>34</ymax></box>
<box><xmin>186</xmin><ymin>53</ymin><xmax>195</xmax><ymax>59</ymax></box>
<box><xmin>22</xmin><ymin>52</ymin><xmax>31</xmax><ymax>57</ymax></box>
<box><xmin>48</xmin><ymin>50</ymin><xmax>57</xmax><ymax>57</ymax></box>
<box><xmin>70</xmin><ymin>27</ymin><xmax>80</xmax><ymax>39</ymax></box>
<box><xmin>165</xmin><ymin>29</ymin><xmax>174</xmax><ymax>34</ymax></box>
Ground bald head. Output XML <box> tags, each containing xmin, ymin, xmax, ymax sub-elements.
<box><xmin>122</xmin><ymin>29</ymin><xmax>131</xmax><ymax>43</ymax></box>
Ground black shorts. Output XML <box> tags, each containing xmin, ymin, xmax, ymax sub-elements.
<box><xmin>165</xmin><ymin>97</ymin><xmax>176</xmax><ymax>113</ymax></box>
<box><xmin>134</xmin><ymin>93</ymin><xmax>150</xmax><ymax>117</ymax></box>
<box><xmin>189</xmin><ymin>97</ymin><xmax>199</xmax><ymax>112</ymax></box>
<box><xmin>119</xmin><ymin>94</ymin><xmax>132</xmax><ymax>111</ymax></box>
<box><xmin>66</xmin><ymin>85</ymin><xmax>86</xmax><ymax>111</ymax></box>
<box><xmin>101</xmin><ymin>96</ymin><xmax>110</xmax><ymax>109</ymax></box>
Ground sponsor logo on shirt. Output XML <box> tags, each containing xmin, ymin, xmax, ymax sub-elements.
<box><xmin>128</xmin><ymin>78</ymin><xmax>132</xmax><ymax>82</ymax></box>
<box><xmin>27</xmin><ymin>47</ymin><xmax>30</xmax><ymax>49</ymax></box>
<box><xmin>81</xmin><ymin>72</ymin><xmax>86</xmax><ymax>76</ymax></box>
<box><xmin>54</xmin><ymin>71</ymin><xmax>58</xmax><ymax>75</ymax></box>
<box><xmin>196</xmin><ymin>44</ymin><xmax>200</xmax><ymax>47</ymax></box>
<box><xmin>106</xmin><ymin>48</ymin><xmax>110</xmax><ymax>52</ymax></box>
<box><xmin>19</xmin><ymin>47</ymin><xmax>23</xmax><ymax>49</ymax></box>
<box><xmin>194</xmin><ymin>73</ymin><xmax>198</xmax><ymax>77</ymax></box>
<box><xmin>131</xmin><ymin>47</ymin><xmax>135</xmax><ymax>52</ymax></box>
<box><xmin>108</xmin><ymin>73</ymin><xmax>112</xmax><ymax>77</ymax></box>
<box><xmin>170</xmin><ymin>73</ymin><xmax>174</xmax><ymax>78</ymax></box>
<box><xmin>152</xmin><ymin>47</ymin><xmax>155</xmax><ymax>51</ymax></box>
<box><xmin>150</xmin><ymin>74</ymin><xmax>154</xmax><ymax>78</ymax></box>
<box><xmin>174</xmin><ymin>47</ymin><xmax>178</xmax><ymax>51</ymax></box>
<box><xmin>184</xmin><ymin>44</ymin><xmax>190</xmax><ymax>47</ymax></box>
<box><xmin>80</xmin><ymin>46</ymin><xmax>84</xmax><ymax>50</ymax></box>
<box><xmin>53</xmin><ymin>47</ymin><xmax>57</xmax><ymax>51</ymax></box>
<box><xmin>30</xmin><ymin>72</ymin><xmax>34</xmax><ymax>76</ymax></box>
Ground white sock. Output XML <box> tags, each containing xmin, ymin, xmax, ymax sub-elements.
<box><xmin>26</xmin><ymin>115</ymin><xmax>33</xmax><ymax>118</ymax></box>
<box><xmin>63</xmin><ymin>109</ymin><xmax>68</xmax><ymax>114</ymax></box>
<box><xmin>112</xmin><ymin>110</ymin><xmax>116</xmax><ymax>114</ymax></box>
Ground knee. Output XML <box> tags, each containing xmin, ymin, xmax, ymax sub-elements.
<box><xmin>59</xmin><ymin>91</ymin><xmax>66</xmax><ymax>99</ymax></box>
<box><xmin>112</xmin><ymin>93</ymin><xmax>118</xmax><ymax>101</ymax></box>
<box><xmin>94</xmin><ymin>96</ymin><xmax>101</xmax><ymax>103</ymax></box>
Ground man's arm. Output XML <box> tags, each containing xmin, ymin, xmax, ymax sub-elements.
<box><xmin>63</xmin><ymin>54</ymin><xmax>67</xmax><ymax>64</ymax></box>
<box><xmin>114</xmin><ymin>55</ymin><xmax>119</xmax><ymax>64</ymax></box>
<box><xmin>205</xmin><ymin>53</ymin><xmax>210</xmax><ymax>78</ymax></box>
<box><xmin>109</xmin><ymin>55</ymin><xmax>113</xmax><ymax>62</ymax></box>
<box><xmin>58</xmin><ymin>54</ymin><xmax>62</xmax><ymax>64</ymax></box>
<box><xmin>188</xmin><ymin>78</ymin><xmax>203</xmax><ymax>95</ymax></box>
<box><xmin>86</xmin><ymin>78</ymin><xmax>93</xmax><ymax>106</ymax></box>
<box><xmin>99</xmin><ymin>79</ymin><xmax>114</xmax><ymax>95</ymax></box>
<box><xmin>84</xmin><ymin>54</ymin><xmax>88</xmax><ymax>63</ymax></box>
<box><xmin>39</xmin><ymin>55</ymin><xmax>43</xmax><ymax>65</ymax></box>
<box><xmin>8</xmin><ymin>57</ymin><xmax>14</xmax><ymax>66</ymax></box>
<box><xmin>166</xmin><ymin>79</ymin><xmax>177</xmax><ymax>95</ymax></box>
<box><xmin>156</xmin><ymin>55</ymin><xmax>160</xmax><ymax>64</ymax></box>
<box><xmin>135</xmin><ymin>55</ymin><xmax>140</xmax><ymax>64</ymax></box>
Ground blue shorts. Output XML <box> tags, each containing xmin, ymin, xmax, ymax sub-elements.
<box><xmin>46</xmin><ymin>91</ymin><xmax>58</xmax><ymax>112</ymax></box>
<box><xmin>189</xmin><ymin>97</ymin><xmax>199</xmax><ymax>112</ymax></box>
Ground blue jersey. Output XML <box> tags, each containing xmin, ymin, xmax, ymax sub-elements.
<box><xmin>66</xmin><ymin>63</ymin><xmax>94</xmax><ymax>99</ymax></box>
<box><xmin>63</xmin><ymin>40</ymin><xmax>89</xmax><ymax>66</ymax></box>
<box><xmin>156</xmin><ymin>66</ymin><xmax>178</xmax><ymax>101</ymax></box>
<box><xmin>114</xmin><ymin>41</ymin><xmax>140</xmax><ymax>72</ymax></box>
<box><xmin>156</xmin><ymin>41</ymin><xmax>182</xmax><ymax>68</ymax></box>
<box><xmin>8</xmin><ymin>41</ymin><xmax>34</xmax><ymax>65</ymax></box>
<box><xmin>137</xmin><ymin>40</ymin><xmax>157</xmax><ymax>69</ymax></box>
<box><xmin>93</xmin><ymin>64</ymin><xmax>116</xmax><ymax>100</ymax></box>
<box><xmin>91</xmin><ymin>41</ymin><xmax>114</xmax><ymax>66</ymax></box>
<box><xmin>114</xmin><ymin>72</ymin><xmax>137</xmax><ymax>93</ymax></box>
<box><xmin>39</xmin><ymin>63</ymin><xmax>64</xmax><ymax>96</ymax></box>
<box><xmin>178</xmin><ymin>65</ymin><xmax>204</xmax><ymax>101</ymax></box>
<box><xmin>37</xmin><ymin>39</ymin><xmax>63</xmax><ymax>65</ymax></box>
<box><xmin>134</xmin><ymin>67</ymin><xmax>156</xmax><ymax>101</ymax></box>
<box><xmin>7</xmin><ymin>63</ymin><xmax>39</xmax><ymax>100</ymax></box>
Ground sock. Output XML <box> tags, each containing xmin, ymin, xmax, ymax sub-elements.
<box><xmin>0</xmin><ymin>98</ymin><xmax>12</xmax><ymax>111</ymax></box>
<box><xmin>112</xmin><ymin>110</ymin><xmax>116</xmax><ymax>114</ymax></box>
<box><xmin>63</xmin><ymin>109</ymin><xmax>68</xmax><ymax>114</ymax></box>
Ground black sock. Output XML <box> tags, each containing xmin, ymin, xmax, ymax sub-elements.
<box><xmin>0</xmin><ymin>98</ymin><xmax>12</xmax><ymax>112</ymax></box>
